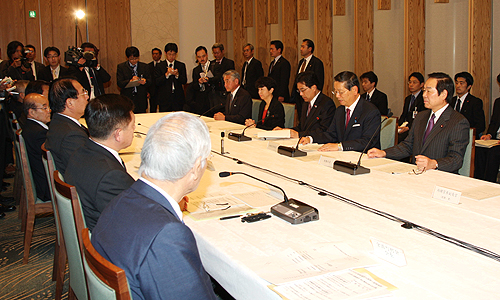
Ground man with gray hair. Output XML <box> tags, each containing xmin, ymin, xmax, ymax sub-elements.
<box><xmin>214</xmin><ymin>70</ymin><xmax>252</xmax><ymax>124</ymax></box>
<box><xmin>241</xmin><ymin>43</ymin><xmax>264</xmax><ymax>99</ymax></box>
<box><xmin>91</xmin><ymin>112</ymin><xmax>217</xmax><ymax>300</ymax></box>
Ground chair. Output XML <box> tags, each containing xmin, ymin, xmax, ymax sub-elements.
<box><xmin>251</xmin><ymin>99</ymin><xmax>262</xmax><ymax>123</ymax></box>
<box><xmin>11</xmin><ymin>120</ymin><xmax>23</xmax><ymax>208</ymax></box>
<box><xmin>41</xmin><ymin>143</ymin><xmax>66</xmax><ymax>300</ymax></box>
<box><xmin>458</xmin><ymin>128</ymin><xmax>476</xmax><ymax>177</ymax></box>
<box><xmin>82</xmin><ymin>228</ymin><xmax>132</xmax><ymax>300</ymax></box>
<box><xmin>15</xmin><ymin>129</ymin><xmax>53</xmax><ymax>264</ymax></box>
<box><xmin>380</xmin><ymin>116</ymin><xmax>399</xmax><ymax>150</ymax></box>
<box><xmin>283</xmin><ymin>103</ymin><xmax>296</xmax><ymax>128</ymax></box>
<box><xmin>53</xmin><ymin>170</ymin><xmax>88</xmax><ymax>300</ymax></box>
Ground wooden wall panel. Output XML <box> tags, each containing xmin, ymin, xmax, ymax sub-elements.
<box><xmin>314</xmin><ymin>0</ymin><xmax>333</xmax><ymax>94</ymax></box>
<box><xmin>256</xmin><ymin>0</ymin><xmax>270</xmax><ymax>73</ymax></box>
<box><xmin>215</xmin><ymin>0</ymin><xmax>228</xmax><ymax>46</ymax></box>
<box><xmin>268</xmin><ymin>0</ymin><xmax>278</xmax><ymax>24</ymax></box>
<box><xmin>233</xmin><ymin>0</ymin><xmax>247</xmax><ymax>72</ymax></box>
<box><xmin>282</xmin><ymin>0</ymin><xmax>298</xmax><ymax>92</ymax></box>
<box><xmin>243</xmin><ymin>0</ymin><xmax>253</xmax><ymax>27</ymax></box>
<box><xmin>333</xmin><ymin>0</ymin><xmax>346</xmax><ymax>16</ymax></box>
<box><xmin>469</xmin><ymin>0</ymin><xmax>492</xmax><ymax>122</ymax></box>
<box><xmin>297</xmin><ymin>0</ymin><xmax>309</xmax><ymax>20</ymax></box>
<box><xmin>0</xmin><ymin>1</ymin><xmax>26</xmax><ymax>60</ymax></box>
<box><xmin>404</xmin><ymin>0</ymin><xmax>425</xmax><ymax>88</ymax></box>
<box><xmin>354</xmin><ymin>0</ymin><xmax>374</xmax><ymax>76</ymax></box>
<box><xmin>24</xmin><ymin>0</ymin><xmax>41</xmax><ymax>56</ymax></box>
<box><xmin>435</xmin><ymin>0</ymin><xmax>449</xmax><ymax>3</ymax></box>
<box><xmin>50</xmin><ymin>0</ymin><xmax>79</xmax><ymax>55</ymax></box>
<box><xmin>223</xmin><ymin>0</ymin><xmax>232</xmax><ymax>30</ymax></box>
<box><xmin>378</xmin><ymin>0</ymin><xmax>391</xmax><ymax>10</ymax></box>
<box><xmin>39</xmin><ymin>0</ymin><xmax>53</xmax><ymax>52</ymax></box>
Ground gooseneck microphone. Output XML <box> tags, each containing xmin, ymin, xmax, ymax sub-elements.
<box><xmin>219</xmin><ymin>171</ymin><xmax>319</xmax><ymax>224</ymax></box>
<box><xmin>333</xmin><ymin>111</ymin><xmax>393</xmax><ymax>175</ymax></box>
<box><xmin>277</xmin><ymin>116</ymin><xmax>320</xmax><ymax>157</ymax></box>
<box><xmin>199</xmin><ymin>103</ymin><xmax>224</xmax><ymax>118</ymax></box>
<box><xmin>228</xmin><ymin>114</ymin><xmax>276</xmax><ymax>142</ymax></box>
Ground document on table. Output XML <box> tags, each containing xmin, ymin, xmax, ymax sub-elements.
<box><xmin>269</xmin><ymin>269</ymin><xmax>392</xmax><ymax>300</ymax></box>
<box><xmin>475</xmin><ymin>140</ymin><xmax>500</xmax><ymax>148</ymax></box>
<box><xmin>371</xmin><ymin>162</ymin><xmax>416</xmax><ymax>174</ymax></box>
<box><xmin>186</xmin><ymin>194</ymin><xmax>253</xmax><ymax>221</ymax></box>
<box><xmin>249</xmin><ymin>243</ymin><xmax>378</xmax><ymax>285</ymax></box>
<box><xmin>460</xmin><ymin>185</ymin><xmax>500</xmax><ymax>200</ymax></box>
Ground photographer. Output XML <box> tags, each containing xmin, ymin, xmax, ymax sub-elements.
<box><xmin>68</xmin><ymin>42</ymin><xmax>111</xmax><ymax>99</ymax></box>
<box><xmin>0</xmin><ymin>41</ymin><xmax>35</xmax><ymax>81</ymax></box>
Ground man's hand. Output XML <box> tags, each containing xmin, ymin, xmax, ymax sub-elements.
<box><xmin>299</xmin><ymin>137</ymin><xmax>311</xmax><ymax>145</ymax></box>
<box><xmin>318</xmin><ymin>143</ymin><xmax>339</xmax><ymax>152</ymax></box>
<box><xmin>139</xmin><ymin>78</ymin><xmax>146</xmax><ymax>85</ymax></box>
<box><xmin>198</xmin><ymin>77</ymin><xmax>208</xmax><ymax>84</ymax></box>
<box><xmin>214</xmin><ymin>112</ymin><xmax>225</xmax><ymax>121</ymax></box>
<box><xmin>11</xmin><ymin>59</ymin><xmax>21</xmax><ymax>68</ymax></box>
<box><xmin>367</xmin><ymin>148</ymin><xmax>386</xmax><ymax>158</ymax></box>
<box><xmin>131</xmin><ymin>76</ymin><xmax>140</xmax><ymax>82</ymax></box>
<box><xmin>415</xmin><ymin>155</ymin><xmax>437</xmax><ymax>170</ymax></box>
<box><xmin>398</xmin><ymin>126</ymin><xmax>409</xmax><ymax>134</ymax></box>
<box><xmin>278</xmin><ymin>96</ymin><xmax>285</xmax><ymax>102</ymax></box>
<box><xmin>289</xmin><ymin>129</ymin><xmax>299</xmax><ymax>139</ymax></box>
<box><xmin>481</xmin><ymin>134</ymin><xmax>492</xmax><ymax>141</ymax></box>
<box><xmin>245</xmin><ymin>119</ymin><xmax>256</xmax><ymax>127</ymax></box>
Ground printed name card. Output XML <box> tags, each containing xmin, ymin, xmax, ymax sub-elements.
<box><xmin>371</xmin><ymin>238</ymin><xmax>407</xmax><ymax>267</ymax></box>
<box><xmin>318</xmin><ymin>155</ymin><xmax>335</xmax><ymax>168</ymax></box>
<box><xmin>267</xmin><ymin>141</ymin><xmax>280</xmax><ymax>152</ymax></box>
<box><xmin>432</xmin><ymin>186</ymin><xmax>461</xmax><ymax>204</ymax></box>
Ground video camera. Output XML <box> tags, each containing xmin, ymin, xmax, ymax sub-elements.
<box><xmin>20</xmin><ymin>47</ymin><xmax>32</xmax><ymax>69</ymax></box>
<box><xmin>64</xmin><ymin>46</ymin><xmax>98</xmax><ymax>68</ymax></box>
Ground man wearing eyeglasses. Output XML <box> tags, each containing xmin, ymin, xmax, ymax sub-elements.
<box><xmin>22</xmin><ymin>93</ymin><xmax>52</xmax><ymax>202</ymax></box>
<box><xmin>368</xmin><ymin>72</ymin><xmax>469</xmax><ymax>173</ymax></box>
<box><xmin>45</xmin><ymin>78</ymin><xmax>90</xmax><ymax>175</ymax></box>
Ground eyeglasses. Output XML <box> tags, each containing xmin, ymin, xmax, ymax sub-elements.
<box><xmin>33</xmin><ymin>106</ymin><xmax>50</xmax><ymax>111</ymax></box>
<box><xmin>409</xmin><ymin>167</ymin><xmax>426</xmax><ymax>175</ymax></box>
<box><xmin>332</xmin><ymin>90</ymin><xmax>348</xmax><ymax>96</ymax></box>
<box><xmin>78</xmin><ymin>89</ymin><xmax>89</xmax><ymax>97</ymax></box>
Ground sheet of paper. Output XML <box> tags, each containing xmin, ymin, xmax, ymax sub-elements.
<box><xmin>360</xmin><ymin>157</ymin><xmax>395</xmax><ymax>168</ymax></box>
<box><xmin>124</xmin><ymin>80</ymin><xmax>142</xmax><ymax>88</ymax></box>
<box><xmin>232</xmin><ymin>190</ymin><xmax>282</xmax><ymax>208</ymax></box>
<box><xmin>250</xmin><ymin>243</ymin><xmax>378</xmax><ymax>285</ymax></box>
<box><xmin>475</xmin><ymin>140</ymin><xmax>500</xmax><ymax>148</ymax></box>
<box><xmin>372</xmin><ymin>163</ymin><xmax>416</xmax><ymax>174</ymax></box>
<box><xmin>269</xmin><ymin>269</ymin><xmax>390</xmax><ymax>300</ymax></box>
<box><xmin>185</xmin><ymin>194</ymin><xmax>254</xmax><ymax>221</ymax></box>
<box><xmin>461</xmin><ymin>185</ymin><xmax>500</xmax><ymax>200</ymax></box>
<box><xmin>257</xmin><ymin>130</ymin><xmax>291</xmax><ymax>139</ymax></box>
<box><xmin>298</xmin><ymin>143</ymin><xmax>322</xmax><ymax>152</ymax></box>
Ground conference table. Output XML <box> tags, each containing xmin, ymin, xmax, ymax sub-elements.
<box><xmin>121</xmin><ymin>112</ymin><xmax>500</xmax><ymax>299</ymax></box>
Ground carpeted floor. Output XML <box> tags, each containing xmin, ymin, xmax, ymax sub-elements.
<box><xmin>0</xmin><ymin>176</ymin><xmax>70</xmax><ymax>300</ymax></box>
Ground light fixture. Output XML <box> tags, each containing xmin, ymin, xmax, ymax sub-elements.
<box><xmin>75</xmin><ymin>10</ymin><xmax>86</xmax><ymax>47</ymax></box>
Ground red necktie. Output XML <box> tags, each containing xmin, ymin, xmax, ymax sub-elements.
<box><xmin>306</xmin><ymin>103</ymin><xmax>312</xmax><ymax>117</ymax></box>
<box><xmin>345</xmin><ymin>108</ymin><xmax>351</xmax><ymax>129</ymax></box>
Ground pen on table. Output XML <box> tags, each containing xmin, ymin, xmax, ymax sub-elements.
<box><xmin>220</xmin><ymin>215</ymin><xmax>242</xmax><ymax>220</ymax></box>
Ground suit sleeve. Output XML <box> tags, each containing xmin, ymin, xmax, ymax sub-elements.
<box><xmin>225</xmin><ymin>93</ymin><xmax>252</xmax><ymax>124</ymax></box>
<box><xmin>139</xmin><ymin>224</ymin><xmax>217</xmax><ymax>300</ymax></box>
<box><xmin>178</xmin><ymin>63</ymin><xmax>188</xmax><ymax>85</ymax></box>
<box><xmin>435</xmin><ymin>118</ymin><xmax>470</xmax><ymax>173</ymax></box>
<box><xmin>377</xmin><ymin>92</ymin><xmax>389</xmax><ymax>116</ymax></box>
<box><xmin>95</xmin><ymin>169</ymin><xmax>134</xmax><ymax>213</ymax></box>
<box><xmin>307</xmin><ymin>101</ymin><xmax>337</xmax><ymax>141</ymax></box>
<box><xmin>487</xmin><ymin>98</ymin><xmax>500</xmax><ymax>137</ymax></box>
<box><xmin>384</xmin><ymin>120</ymin><xmax>416</xmax><ymax>160</ymax></box>
<box><xmin>341</xmin><ymin>108</ymin><xmax>381</xmax><ymax>152</ymax></box>
<box><xmin>116</xmin><ymin>64</ymin><xmax>131</xmax><ymax>89</ymax></box>
<box><xmin>59</xmin><ymin>130</ymin><xmax>88</xmax><ymax>175</ymax></box>
<box><xmin>96</xmin><ymin>66</ymin><xmax>111</xmax><ymax>84</ymax></box>
<box><xmin>314</xmin><ymin>59</ymin><xmax>325</xmax><ymax>91</ymax></box>
<box><xmin>471</xmin><ymin>97</ymin><xmax>486</xmax><ymax>137</ymax></box>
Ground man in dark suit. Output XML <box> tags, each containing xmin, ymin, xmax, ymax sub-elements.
<box><xmin>4</xmin><ymin>41</ymin><xmax>35</xmax><ymax>81</ymax></box>
<box><xmin>291</xmin><ymin>39</ymin><xmax>324</xmax><ymax>117</ymax></box>
<box><xmin>450</xmin><ymin>71</ymin><xmax>485</xmax><ymax>139</ymax></box>
<box><xmin>24</xmin><ymin>44</ymin><xmax>45</xmax><ymax>80</ymax></box>
<box><xmin>187</xmin><ymin>46</ymin><xmax>218</xmax><ymax>115</ymax></box>
<box><xmin>148</xmin><ymin>48</ymin><xmax>162</xmax><ymax>113</ymax></box>
<box><xmin>368</xmin><ymin>72</ymin><xmax>470</xmax><ymax>173</ymax></box>
<box><xmin>398</xmin><ymin>72</ymin><xmax>427</xmax><ymax>142</ymax></box>
<box><xmin>45</xmin><ymin>78</ymin><xmax>90</xmax><ymax>175</ymax></box>
<box><xmin>474</xmin><ymin>73</ymin><xmax>500</xmax><ymax>182</ymax></box>
<box><xmin>214</xmin><ymin>70</ymin><xmax>252</xmax><ymax>124</ymax></box>
<box><xmin>21</xmin><ymin>93</ymin><xmax>52</xmax><ymax>202</ymax></box>
<box><xmin>91</xmin><ymin>112</ymin><xmax>217</xmax><ymax>300</ymax></box>
<box><xmin>276</xmin><ymin>71</ymin><xmax>335</xmax><ymax>138</ymax></box>
<box><xmin>155</xmin><ymin>43</ymin><xmax>187</xmax><ymax>112</ymax></box>
<box><xmin>65</xmin><ymin>94</ymin><xmax>135</xmax><ymax>230</ymax></box>
<box><xmin>38</xmin><ymin>46</ymin><xmax>70</xmax><ymax>82</ymax></box>
<box><xmin>241</xmin><ymin>43</ymin><xmax>264</xmax><ymax>99</ymax></box>
<box><xmin>268</xmin><ymin>40</ymin><xmax>291</xmax><ymax>103</ymax></box>
<box><xmin>300</xmin><ymin>71</ymin><xmax>380</xmax><ymax>152</ymax></box>
<box><xmin>211</xmin><ymin>43</ymin><xmax>235</xmax><ymax>109</ymax></box>
<box><xmin>116</xmin><ymin>46</ymin><xmax>151</xmax><ymax>113</ymax></box>
<box><xmin>68</xmin><ymin>42</ymin><xmax>111</xmax><ymax>99</ymax></box>
<box><xmin>360</xmin><ymin>71</ymin><xmax>389</xmax><ymax>116</ymax></box>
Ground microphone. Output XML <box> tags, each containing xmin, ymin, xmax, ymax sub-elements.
<box><xmin>333</xmin><ymin>111</ymin><xmax>393</xmax><ymax>175</ymax></box>
<box><xmin>199</xmin><ymin>103</ymin><xmax>224</xmax><ymax>118</ymax></box>
<box><xmin>228</xmin><ymin>114</ymin><xmax>277</xmax><ymax>142</ymax></box>
<box><xmin>277</xmin><ymin>116</ymin><xmax>320</xmax><ymax>157</ymax></box>
<box><xmin>221</xmin><ymin>131</ymin><xmax>225</xmax><ymax>154</ymax></box>
<box><xmin>219</xmin><ymin>171</ymin><xmax>319</xmax><ymax>224</ymax></box>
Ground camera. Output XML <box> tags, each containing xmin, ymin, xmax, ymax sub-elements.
<box><xmin>64</xmin><ymin>46</ymin><xmax>98</xmax><ymax>68</ymax></box>
<box><xmin>20</xmin><ymin>47</ymin><xmax>32</xmax><ymax>69</ymax></box>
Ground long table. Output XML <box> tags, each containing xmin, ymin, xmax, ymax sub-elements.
<box><xmin>122</xmin><ymin>113</ymin><xmax>500</xmax><ymax>299</ymax></box>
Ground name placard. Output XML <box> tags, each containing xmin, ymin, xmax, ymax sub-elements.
<box><xmin>432</xmin><ymin>186</ymin><xmax>461</xmax><ymax>204</ymax></box>
<box><xmin>371</xmin><ymin>238</ymin><xmax>407</xmax><ymax>267</ymax></box>
<box><xmin>318</xmin><ymin>155</ymin><xmax>335</xmax><ymax>168</ymax></box>
<box><xmin>267</xmin><ymin>141</ymin><xmax>280</xmax><ymax>152</ymax></box>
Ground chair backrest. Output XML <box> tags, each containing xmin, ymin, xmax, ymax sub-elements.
<box><xmin>458</xmin><ymin>128</ymin><xmax>476</xmax><ymax>177</ymax></box>
<box><xmin>15</xmin><ymin>129</ymin><xmax>38</xmax><ymax>205</ymax></box>
<box><xmin>251</xmin><ymin>99</ymin><xmax>261</xmax><ymax>123</ymax></box>
<box><xmin>283</xmin><ymin>103</ymin><xmax>295</xmax><ymax>128</ymax></box>
<box><xmin>53</xmin><ymin>170</ymin><xmax>88</xmax><ymax>300</ymax></box>
<box><xmin>41</xmin><ymin>143</ymin><xmax>63</xmax><ymax>246</ymax></box>
<box><xmin>82</xmin><ymin>228</ymin><xmax>132</xmax><ymax>300</ymax></box>
<box><xmin>380</xmin><ymin>116</ymin><xmax>399</xmax><ymax>150</ymax></box>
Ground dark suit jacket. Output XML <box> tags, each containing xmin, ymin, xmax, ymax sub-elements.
<box><xmin>268</xmin><ymin>56</ymin><xmax>291</xmax><ymax>102</ymax></box>
<box><xmin>255</xmin><ymin>97</ymin><xmax>285</xmax><ymax>130</ymax></box>
<box><xmin>7</xmin><ymin>65</ymin><xmax>35</xmax><ymax>81</ymax></box>
<box><xmin>45</xmin><ymin>113</ymin><xmax>89</xmax><ymax>176</ymax></box>
<box><xmin>116</xmin><ymin>61</ymin><xmax>151</xmax><ymax>113</ymax></box>
<box><xmin>147</xmin><ymin>61</ymin><xmax>160</xmax><ymax>106</ymax></box>
<box><xmin>292</xmin><ymin>93</ymin><xmax>336</xmax><ymax>137</ymax></box>
<box><xmin>399</xmin><ymin>91</ymin><xmax>426</xmax><ymax>128</ymax></box>
<box><xmin>68</xmin><ymin>65</ymin><xmax>111</xmax><ymax>97</ymax></box>
<box><xmin>450</xmin><ymin>94</ymin><xmax>485</xmax><ymax>139</ymax></box>
<box><xmin>361</xmin><ymin>89</ymin><xmax>388</xmax><ymax>116</ymax></box>
<box><xmin>37</xmin><ymin>65</ymin><xmax>71</xmax><ymax>82</ymax></box>
<box><xmin>312</xmin><ymin>99</ymin><xmax>381</xmax><ymax>151</ymax></box>
<box><xmin>212</xmin><ymin>57</ymin><xmax>235</xmax><ymax>93</ymax></box>
<box><xmin>65</xmin><ymin>138</ymin><xmax>134</xmax><ymax>231</ymax></box>
<box><xmin>189</xmin><ymin>62</ymin><xmax>219</xmax><ymax>115</ymax></box>
<box><xmin>296</xmin><ymin>55</ymin><xmax>324</xmax><ymax>90</ymax></box>
<box><xmin>385</xmin><ymin>105</ymin><xmax>470</xmax><ymax>173</ymax></box>
<box><xmin>486</xmin><ymin>97</ymin><xmax>500</xmax><ymax>138</ymax></box>
<box><xmin>22</xmin><ymin>119</ymin><xmax>50</xmax><ymax>202</ymax></box>
<box><xmin>92</xmin><ymin>179</ymin><xmax>217</xmax><ymax>300</ymax></box>
<box><xmin>225</xmin><ymin>87</ymin><xmax>252</xmax><ymax>125</ymax></box>
<box><xmin>155</xmin><ymin>60</ymin><xmax>187</xmax><ymax>112</ymax></box>
<box><xmin>241</xmin><ymin>58</ymin><xmax>264</xmax><ymax>99</ymax></box>
<box><xmin>32</xmin><ymin>61</ymin><xmax>45</xmax><ymax>80</ymax></box>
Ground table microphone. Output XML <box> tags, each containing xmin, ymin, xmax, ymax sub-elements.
<box><xmin>219</xmin><ymin>171</ymin><xmax>319</xmax><ymax>224</ymax></box>
<box><xmin>228</xmin><ymin>114</ymin><xmax>276</xmax><ymax>142</ymax></box>
<box><xmin>333</xmin><ymin>111</ymin><xmax>393</xmax><ymax>175</ymax></box>
<box><xmin>199</xmin><ymin>103</ymin><xmax>224</xmax><ymax>118</ymax></box>
<box><xmin>277</xmin><ymin>116</ymin><xmax>320</xmax><ymax>157</ymax></box>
